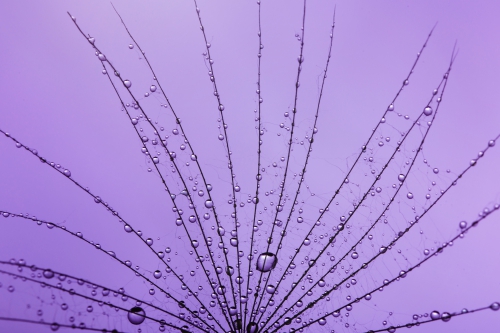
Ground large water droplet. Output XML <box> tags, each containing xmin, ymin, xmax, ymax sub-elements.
<box><xmin>423</xmin><ymin>106</ymin><xmax>433</xmax><ymax>116</ymax></box>
<box><xmin>430</xmin><ymin>311</ymin><xmax>440</xmax><ymax>320</ymax></box>
<box><xmin>123</xmin><ymin>80</ymin><xmax>132</xmax><ymax>88</ymax></box>
<box><xmin>256</xmin><ymin>252</ymin><xmax>277</xmax><ymax>272</ymax></box>
<box><xmin>266</xmin><ymin>285</ymin><xmax>276</xmax><ymax>294</ymax></box>
<box><xmin>441</xmin><ymin>312</ymin><xmax>451</xmax><ymax>322</ymax></box>
<box><xmin>127</xmin><ymin>306</ymin><xmax>146</xmax><ymax>325</ymax></box>
<box><xmin>43</xmin><ymin>269</ymin><xmax>54</xmax><ymax>279</ymax></box>
<box><xmin>247</xmin><ymin>322</ymin><xmax>258</xmax><ymax>333</ymax></box>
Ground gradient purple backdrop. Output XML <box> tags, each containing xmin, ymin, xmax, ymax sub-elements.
<box><xmin>0</xmin><ymin>1</ymin><xmax>499</xmax><ymax>332</ymax></box>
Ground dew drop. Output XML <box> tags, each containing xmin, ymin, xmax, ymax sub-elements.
<box><xmin>423</xmin><ymin>106</ymin><xmax>433</xmax><ymax>116</ymax></box>
<box><xmin>430</xmin><ymin>311</ymin><xmax>440</xmax><ymax>320</ymax></box>
<box><xmin>127</xmin><ymin>306</ymin><xmax>146</xmax><ymax>325</ymax></box>
<box><xmin>256</xmin><ymin>252</ymin><xmax>278</xmax><ymax>272</ymax></box>
<box><xmin>441</xmin><ymin>312</ymin><xmax>451</xmax><ymax>322</ymax></box>
<box><xmin>43</xmin><ymin>269</ymin><xmax>54</xmax><ymax>279</ymax></box>
<box><xmin>247</xmin><ymin>322</ymin><xmax>258</xmax><ymax>333</ymax></box>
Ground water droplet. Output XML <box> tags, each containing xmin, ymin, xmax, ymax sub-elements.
<box><xmin>153</xmin><ymin>270</ymin><xmax>162</xmax><ymax>279</ymax></box>
<box><xmin>351</xmin><ymin>252</ymin><xmax>359</xmax><ymax>259</ymax></box>
<box><xmin>43</xmin><ymin>269</ymin><xmax>54</xmax><ymax>279</ymax></box>
<box><xmin>127</xmin><ymin>306</ymin><xmax>146</xmax><ymax>325</ymax></box>
<box><xmin>441</xmin><ymin>312</ymin><xmax>451</xmax><ymax>322</ymax></box>
<box><xmin>63</xmin><ymin>169</ymin><xmax>71</xmax><ymax>177</ymax></box>
<box><xmin>407</xmin><ymin>192</ymin><xmax>414</xmax><ymax>199</ymax></box>
<box><xmin>459</xmin><ymin>221</ymin><xmax>467</xmax><ymax>229</ymax></box>
<box><xmin>247</xmin><ymin>322</ymin><xmax>258</xmax><ymax>333</ymax></box>
<box><xmin>423</xmin><ymin>106</ymin><xmax>433</xmax><ymax>116</ymax></box>
<box><xmin>191</xmin><ymin>240</ymin><xmax>199</xmax><ymax>248</ymax></box>
<box><xmin>266</xmin><ymin>285</ymin><xmax>276</xmax><ymax>294</ymax></box>
<box><xmin>146</xmin><ymin>238</ymin><xmax>153</xmax><ymax>246</ymax></box>
<box><xmin>430</xmin><ymin>311</ymin><xmax>440</xmax><ymax>320</ymax></box>
<box><xmin>398</xmin><ymin>174</ymin><xmax>405</xmax><ymax>182</ymax></box>
<box><xmin>123</xmin><ymin>80</ymin><xmax>132</xmax><ymax>88</ymax></box>
<box><xmin>98</xmin><ymin>53</ymin><xmax>106</xmax><ymax>61</ymax></box>
<box><xmin>205</xmin><ymin>200</ymin><xmax>213</xmax><ymax>208</ymax></box>
<box><xmin>256</xmin><ymin>252</ymin><xmax>277</xmax><ymax>272</ymax></box>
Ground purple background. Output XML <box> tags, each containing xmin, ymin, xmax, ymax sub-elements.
<box><xmin>1</xmin><ymin>1</ymin><xmax>499</xmax><ymax>332</ymax></box>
